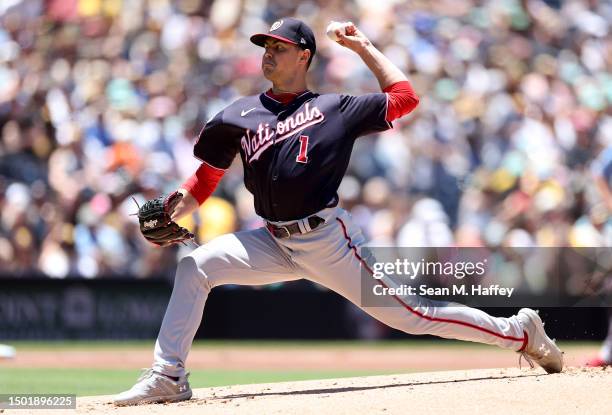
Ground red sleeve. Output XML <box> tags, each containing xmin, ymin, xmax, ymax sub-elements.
<box><xmin>180</xmin><ymin>162</ymin><xmax>225</xmax><ymax>205</ymax></box>
<box><xmin>383</xmin><ymin>81</ymin><xmax>420</xmax><ymax>122</ymax></box>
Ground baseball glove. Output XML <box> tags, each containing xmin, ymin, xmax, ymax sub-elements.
<box><xmin>137</xmin><ymin>191</ymin><xmax>195</xmax><ymax>247</ymax></box>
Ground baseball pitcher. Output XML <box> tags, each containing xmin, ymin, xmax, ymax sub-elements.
<box><xmin>114</xmin><ymin>18</ymin><xmax>563</xmax><ymax>406</ymax></box>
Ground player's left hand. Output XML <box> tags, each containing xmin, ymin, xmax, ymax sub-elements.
<box><xmin>137</xmin><ymin>191</ymin><xmax>195</xmax><ymax>247</ymax></box>
<box><xmin>334</xmin><ymin>22</ymin><xmax>371</xmax><ymax>53</ymax></box>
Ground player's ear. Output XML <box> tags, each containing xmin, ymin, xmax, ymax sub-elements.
<box><xmin>300</xmin><ymin>49</ymin><xmax>311</xmax><ymax>63</ymax></box>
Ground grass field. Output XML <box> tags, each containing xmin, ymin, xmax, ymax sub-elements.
<box><xmin>0</xmin><ymin>340</ymin><xmax>601</xmax><ymax>396</ymax></box>
<box><xmin>3</xmin><ymin>339</ymin><xmax>511</xmax><ymax>350</ymax></box>
<box><xmin>0</xmin><ymin>368</ymin><xmax>399</xmax><ymax>396</ymax></box>
<box><xmin>0</xmin><ymin>340</ymin><xmax>416</xmax><ymax>396</ymax></box>
<box><xmin>7</xmin><ymin>339</ymin><xmax>599</xmax><ymax>351</ymax></box>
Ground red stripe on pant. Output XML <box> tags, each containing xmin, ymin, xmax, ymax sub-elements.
<box><xmin>335</xmin><ymin>217</ymin><xmax>527</xmax><ymax>350</ymax></box>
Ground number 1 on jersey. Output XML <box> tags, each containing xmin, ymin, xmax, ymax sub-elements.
<box><xmin>296</xmin><ymin>135</ymin><xmax>309</xmax><ymax>164</ymax></box>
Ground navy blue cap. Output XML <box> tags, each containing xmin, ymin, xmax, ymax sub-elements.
<box><xmin>250</xmin><ymin>18</ymin><xmax>316</xmax><ymax>59</ymax></box>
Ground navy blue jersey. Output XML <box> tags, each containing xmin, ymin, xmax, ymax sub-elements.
<box><xmin>194</xmin><ymin>91</ymin><xmax>391</xmax><ymax>221</ymax></box>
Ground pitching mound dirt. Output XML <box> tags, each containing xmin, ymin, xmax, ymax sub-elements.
<box><xmin>18</xmin><ymin>367</ymin><xmax>611</xmax><ymax>415</ymax></box>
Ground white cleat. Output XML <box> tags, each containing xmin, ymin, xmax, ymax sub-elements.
<box><xmin>516</xmin><ymin>308</ymin><xmax>563</xmax><ymax>374</ymax></box>
<box><xmin>114</xmin><ymin>368</ymin><xmax>192</xmax><ymax>406</ymax></box>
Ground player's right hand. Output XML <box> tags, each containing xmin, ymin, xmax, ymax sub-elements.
<box><xmin>334</xmin><ymin>22</ymin><xmax>371</xmax><ymax>53</ymax></box>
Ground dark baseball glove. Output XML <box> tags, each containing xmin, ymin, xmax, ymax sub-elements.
<box><xmin>137</xmin><ymin>191</ymin><xmax>195</xmax><ymax>247</ymax></box>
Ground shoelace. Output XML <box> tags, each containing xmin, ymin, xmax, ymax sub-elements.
<box><xmin>519</xmin><ymin>352</ymin><xmax>535</xmax><ymax>369</ymax></box>
<box><xmin>518</xmin><ymin>337</ymin><xmax>560</xmax><ymax>370</ymax></box>
<box><xmin>137</xmin><ymin>368</ymin><xmax>155</xmax><ymax>382</ymax></box>
<box><xmin>136</xmin><ymin>368</ymin><xmax>190</xmax><ymax>382</ymax></box>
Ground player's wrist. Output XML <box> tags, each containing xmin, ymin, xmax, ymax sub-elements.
<box><xmin>171</xmin><ymin>189</ymin><xmax>199</xmax><ymax>221</ymax></box>
<box><xmin>354</xmin><ymin>39</ymin><xmax>373</xmax><ymax>55</ymax></box>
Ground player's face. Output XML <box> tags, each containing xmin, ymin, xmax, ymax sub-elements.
<box><xmin>262</xmin><ymin>39</ymin><xmax>308</xmax><ymax>82</ymax></box>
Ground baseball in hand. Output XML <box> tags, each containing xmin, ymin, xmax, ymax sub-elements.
<box><xmin>326</xmin><ymin>21</ymin><xmax>349</xmax><ymax>42</ymax></box>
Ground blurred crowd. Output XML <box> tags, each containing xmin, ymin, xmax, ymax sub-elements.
<box><xmin>0</xmin><ymin>0</ymin><xmax>610</xmax><ymax>281</ymax></box>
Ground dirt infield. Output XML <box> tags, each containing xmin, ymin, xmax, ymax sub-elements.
<box><xmin>14</xmin><ymin>367</ymin><xmax>611</xmax><ymax>415</ymax></box>
<box><xmin>1</xmin><ymin>343</ymin><xmax>608</xmax><ymax>414</ymax></box>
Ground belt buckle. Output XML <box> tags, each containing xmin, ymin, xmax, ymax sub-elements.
<box><xmin>267</xmin><ymin>223</ymin><xmax>291</xmax><ymax>238</ymax></box>
<box><xmin>276</xmin><ymin>225</ymin><xmax>291</xmax><ymax>238</ymax></box>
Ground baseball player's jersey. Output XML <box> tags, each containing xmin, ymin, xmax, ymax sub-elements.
<box><xmin>193</xmin><ymin>91</ymin><xmax>391</xmax><ymax>221</ymax></box>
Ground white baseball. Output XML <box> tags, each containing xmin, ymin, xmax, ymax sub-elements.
<box><xmin>326</xmin><ymin>21</ymin><xmax>348</xmax><ymax>42</ymax></box>
<box><xmin>0</xmin><ymin>344</ymin><xmax>16</xmax><ymax>359</ymax></box>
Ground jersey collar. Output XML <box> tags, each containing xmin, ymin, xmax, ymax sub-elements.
<box><xmin>264</xmin><ymin>89</ymin><xmax>311</xmax><ymax>105</ymax></box>
<box><xmin>260</xmin><ymin>89</ymin><xmax>316</xmax><ymax>115</ymax></box>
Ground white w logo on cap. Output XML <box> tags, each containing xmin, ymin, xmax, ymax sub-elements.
<box><xmin>270</xmin><ymin>20</ymin><xmax>283</xmax><ymax>31</ymax></box>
